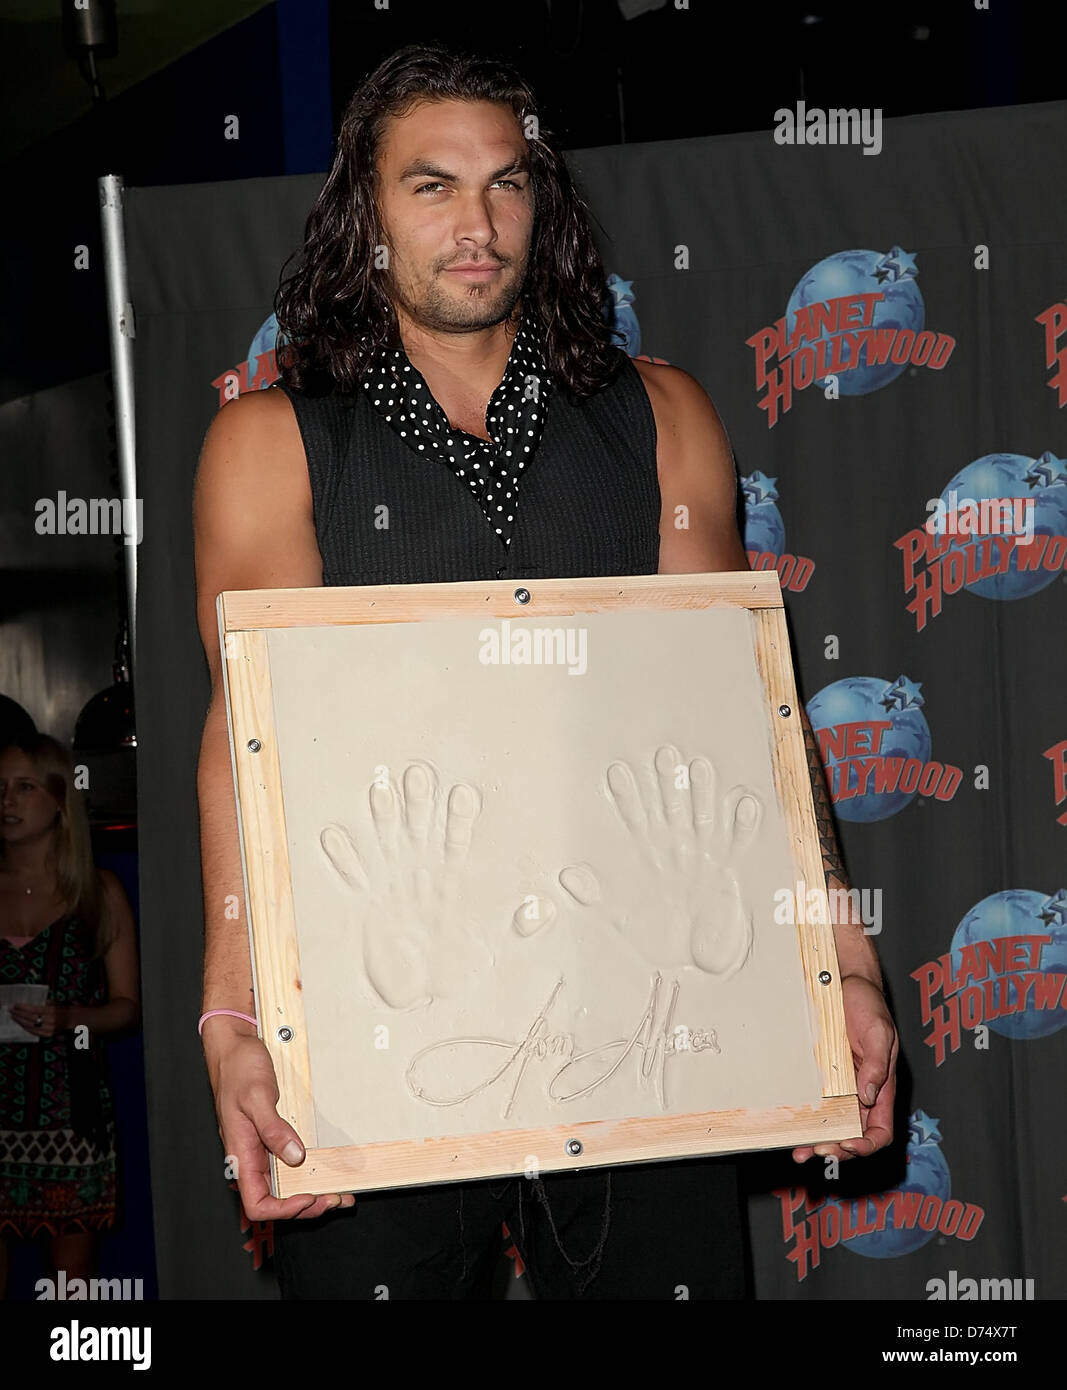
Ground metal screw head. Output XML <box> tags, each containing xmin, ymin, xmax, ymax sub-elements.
<box><xmin>277</xmin><ymin>1025</ymin><xmax>294</xmax><ymax>1042</ymax></box>
<box><xmin>247</xmin><ymin>738</ymin><xmax>262</xmax><ymax>753</ymax></box>
<box><xmin>565</xmin><ymin>1138</ymin><xmax>583</xmax><ymax>1157</ymax></box>
<box><xmin>513</xmin><ymin>587</ymin><xmax>531</xmax><ymax>605</ymax></box>
<box><xmin>778</xmin><ymin>704</ymin><xmax>791</xmax><ymax>718</ymax></box>
<box><xmin>818</xmin><ymin>970</ymin><xmax>832</xmax><ymax>985</ymax></box>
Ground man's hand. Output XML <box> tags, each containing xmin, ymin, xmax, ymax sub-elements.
<box><xmin>792</xmin><ymin>974</ymin><xmax>898</xmax><ymax>1164</ymax></box>
<box><xmin>207</xmin><ymin>1025</ymin><xmax>355</xmax><ymax>1221</ymax></box>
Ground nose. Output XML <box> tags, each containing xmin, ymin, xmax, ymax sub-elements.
<box><xmin>453</xmin><ymin>191</ymin><xmax>498</xmax><ymax>250</ymax></box>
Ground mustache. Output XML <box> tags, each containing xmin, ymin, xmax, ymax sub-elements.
<box><xmin>441</xmin><ymin>256</ymin><xmax>507</xmax><ymax>270</ymax></box>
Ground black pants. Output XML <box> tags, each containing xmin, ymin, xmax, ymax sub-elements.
<box><xmin>272</xmin><ymin>1156</ymin><xmax>749</xmax><ymax>1300</ymax></box>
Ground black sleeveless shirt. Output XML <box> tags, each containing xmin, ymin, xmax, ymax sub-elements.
<box><xmin>275</xmin><ymin>350</ymin><xmax>661</xmax><ymax>585</ymax></box>
<box><xmin>357</xmin><ymin>308</ymin><xmax>552</xmax><ymax>550</ymax></box>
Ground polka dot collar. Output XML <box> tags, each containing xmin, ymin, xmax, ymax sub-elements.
<box><xmin>360</xmin><ymin>310</ymin><xmax>552</xmax><ymax>548</ymax></box>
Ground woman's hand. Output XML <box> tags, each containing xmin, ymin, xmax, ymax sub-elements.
<box><xmin>10</xmin><ymin>999</ymin><xmax>65</xmax><ymax>1038</ymax></box>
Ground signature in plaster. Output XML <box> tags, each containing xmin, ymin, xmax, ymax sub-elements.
<box><xmin>319</xmin><ymin>760</ymin><xmax>491</xmax><ymax>1011</ymax></box>
<box><xmin>405</xmin><ymin>973</ymin><xmax>719</xmax><ymax>1118</ymax></box>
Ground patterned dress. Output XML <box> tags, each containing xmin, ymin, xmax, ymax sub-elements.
<box><xmin>0</xmin><ymin>914</ymin><xmax>117</xmax><ymax>1237</ymax></box>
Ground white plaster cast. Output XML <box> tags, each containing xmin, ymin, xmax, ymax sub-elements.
<box><xmin>266</xmin><ymin>607</ymin><xmax>822</xmax><ymax>1149</ymax></box>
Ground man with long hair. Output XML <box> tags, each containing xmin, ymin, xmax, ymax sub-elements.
<box><xmin>194</xmin><ymin>43</ymin><xmax>897</xmax><ymax>1299</ymax></box>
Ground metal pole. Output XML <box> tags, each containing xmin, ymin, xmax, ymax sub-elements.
<box><xmin>98</xmin><ymin>173</ymin><xmax>138</xmax><ymax>667</ymax></box>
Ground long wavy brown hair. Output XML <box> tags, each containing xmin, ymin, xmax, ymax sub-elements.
<box><xmin>275</xmin><ymin>43</ymin><xmax>624</xmax><ymax>401</ymax></box>
<box><xmin>0</xmin><ymin>735</ymin><xmax>113</xmax><ymax>959</ymax></box>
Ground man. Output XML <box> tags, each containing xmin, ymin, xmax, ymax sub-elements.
<box><xmin>193</xmin><ymin>43</ymin><xmax>898</xmax><ymax>1299</ymax></box>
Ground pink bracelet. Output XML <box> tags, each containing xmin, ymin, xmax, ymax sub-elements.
<box><xmin>198</xmin><ymin>1009</ymin><xmax>259</xmax><ymax>1036</ymax></box>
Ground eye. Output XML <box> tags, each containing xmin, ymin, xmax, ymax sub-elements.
<box><xmin>414</xmin><ymin>182</ymin><xmax>444</xmax><ymax>195</ymax></box>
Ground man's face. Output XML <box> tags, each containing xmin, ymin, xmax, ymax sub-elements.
<box><xmin>374</xmin><ymin>98</ymin><xmax>535</xmax><ymax>334</ymax></box>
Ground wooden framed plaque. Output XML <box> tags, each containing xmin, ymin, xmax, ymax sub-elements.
<box><xmin>218</xmin><ymin>570</ymin><xmax>860</xmax><ymax>1197</ymax></box>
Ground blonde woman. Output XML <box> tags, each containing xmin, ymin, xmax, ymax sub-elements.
<box><xmin>0</xmin><ymin>735</ymin><xmax>140</xmax><ymax>1298</ymax></box>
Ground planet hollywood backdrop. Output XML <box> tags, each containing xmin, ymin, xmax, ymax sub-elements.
<box><xmin>126</xmin><ymin>100</ymin><xmax>1067</xmax><ymax>1299</ymax></box>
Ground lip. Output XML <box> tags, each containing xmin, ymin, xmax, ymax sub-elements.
<box><xmin>445</xmin><ymin>264</ymin><xmax>501</xmax><ymax>279</ymax></box>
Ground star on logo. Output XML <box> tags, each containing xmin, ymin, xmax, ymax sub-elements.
<box><xmin>908</xmin><ymin>1109</ymin><xmax>941</xmax><ymax>1146</ymax></box>
<box><xmin>873</xmin><ymin>246</ymin><xmax>919</xmax><ymax>285</ymax></box>
<box><xmin>608</xmin><ymin>276</ymin><xmax>634</xmax><ymax>307</ymax></box>
<box><xmin>741</xmin><ymin>470</ymin><xmax>779</xmax><ymax>506</ymax></box>
<box><xmin>1024</xmin><ymin>451</ymin><xmax>1067</xmax><ymax>490</ymax></box>
<box><xmin>1038</xmin><ymin>889</ymin><xmax>1067</xmax><ymax>929</ymax></box>
<box><xmin>880</xmin><ymin>674</ymin><xmax>924</xmax><ymax>711</ymax></box>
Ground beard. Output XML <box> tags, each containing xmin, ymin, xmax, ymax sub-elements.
<box><xmin>387</xmin><ymin>255</ymin><xmax>528</xmax><ymax>334</ymax></box>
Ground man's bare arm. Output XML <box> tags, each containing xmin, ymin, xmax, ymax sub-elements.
<box><xmin>193</xmin><ymin>387</ymin><xmax>354</xmax><ymax>1218</ymax></box>
<box><xmin>194</xmin><ymin>389</ymin><xmax>321</xmax><ymax>1028</ymax></box>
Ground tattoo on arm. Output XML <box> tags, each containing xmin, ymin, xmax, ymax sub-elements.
<box><xmin>802</xmin><ymin>715</ymin><xmax>847</xmax><ymax>887</ymax></box>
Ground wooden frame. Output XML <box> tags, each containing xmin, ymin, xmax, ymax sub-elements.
<box><xmin>219</xmin><ymin>571</ymin><xmax>859</xmax><ymax>1197</ymax></box>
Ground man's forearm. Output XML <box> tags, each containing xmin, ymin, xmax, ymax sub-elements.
<box><xmin>799</xmin><ymin>705</ymin><xmax>884</xmax><ymax>992</ymax></box>
<box><xmin>198</xmin><ymin>697</ymin><xmax>258</xmax><ymax>1036</ymax></box>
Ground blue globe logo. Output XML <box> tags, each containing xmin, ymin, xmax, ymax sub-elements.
<box><xmin>246</xmin><ymin>313</ymin><xmax>284</xmax><ymax>389</ymax></box>
<box><xmin>605</xmin><ymin>273</ymin><xmax>641</xmax><ymax>358</ymax></box>
<box><xmin>950</xmin><ymin>889</ymin><xmax>1067</xmax><ymax>1040</ymax></box>
<box><xmin>937</xmin><ymin>452</ymin><xmax>1067</xmax><ymax>601</ymax></box>
<box><xmin>742</xmin><ymin>471</ymin><xmax>785</xmax><ymax>558</ymax></box>
<box><xmin>785</xmin><ymin>247</ymin><xmax>924</xmax><ymax>396</ymax></box>
<box><xmin>831</xmin><ymin>1110</ymin><xmax>951</xmax><ymax>1259</ymax></box>
<box><xmin>806</xmin><ymin>675</ymin><xmax>931</xmax><ymax>823</ymax></box>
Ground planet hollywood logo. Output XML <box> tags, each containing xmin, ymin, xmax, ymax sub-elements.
<box><xmin>913</xmin><ymin>889</ymin><xmax>1067</xmax><ymax>1067</ymax></box>
<box><xmin>1036</xmin><ymin>297</ymin><xmax>1067</xmax><ymax>407</ymax></box>
<box><xmin>895</xmin><ymin>451</ymin><xmax>1067</xmax><ymax>631</ymax></box>
<box><xmin>1045</xmin><ymin>737</ymin><xmax>1067</xmax><ymax>827</ymax></box>
<box><xmin>746</xmin><ymin>247</ymin><xmax>956</xmax><ymax>428</ymax></box>
<box><xmin>776</xmin><ymin>1111</ymin><xmax>984</xmax><ymax>1281</ymax></box>
<box><xmin>806</xmin><ymin>675</ymin><xmax>961</xmax><ymax>823</ymax></box>
<box><xmin>741</xmin><ymin>471</ymin><xmax>814</xmax><ymax>593</ymax></box>
<box><xmin>605</xmin><ymin>271</ymin><xmax>673</xmax><ymax>370</ymax></box>
<box><xmin>605</xmin><ymin>272</ymin><xmax>642</xmax><ymax>358</ymax></box>
<box><xmin>211</xmin><ymin>312</ymin><xmax>283</xmax><ymax>403</ymax></box>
